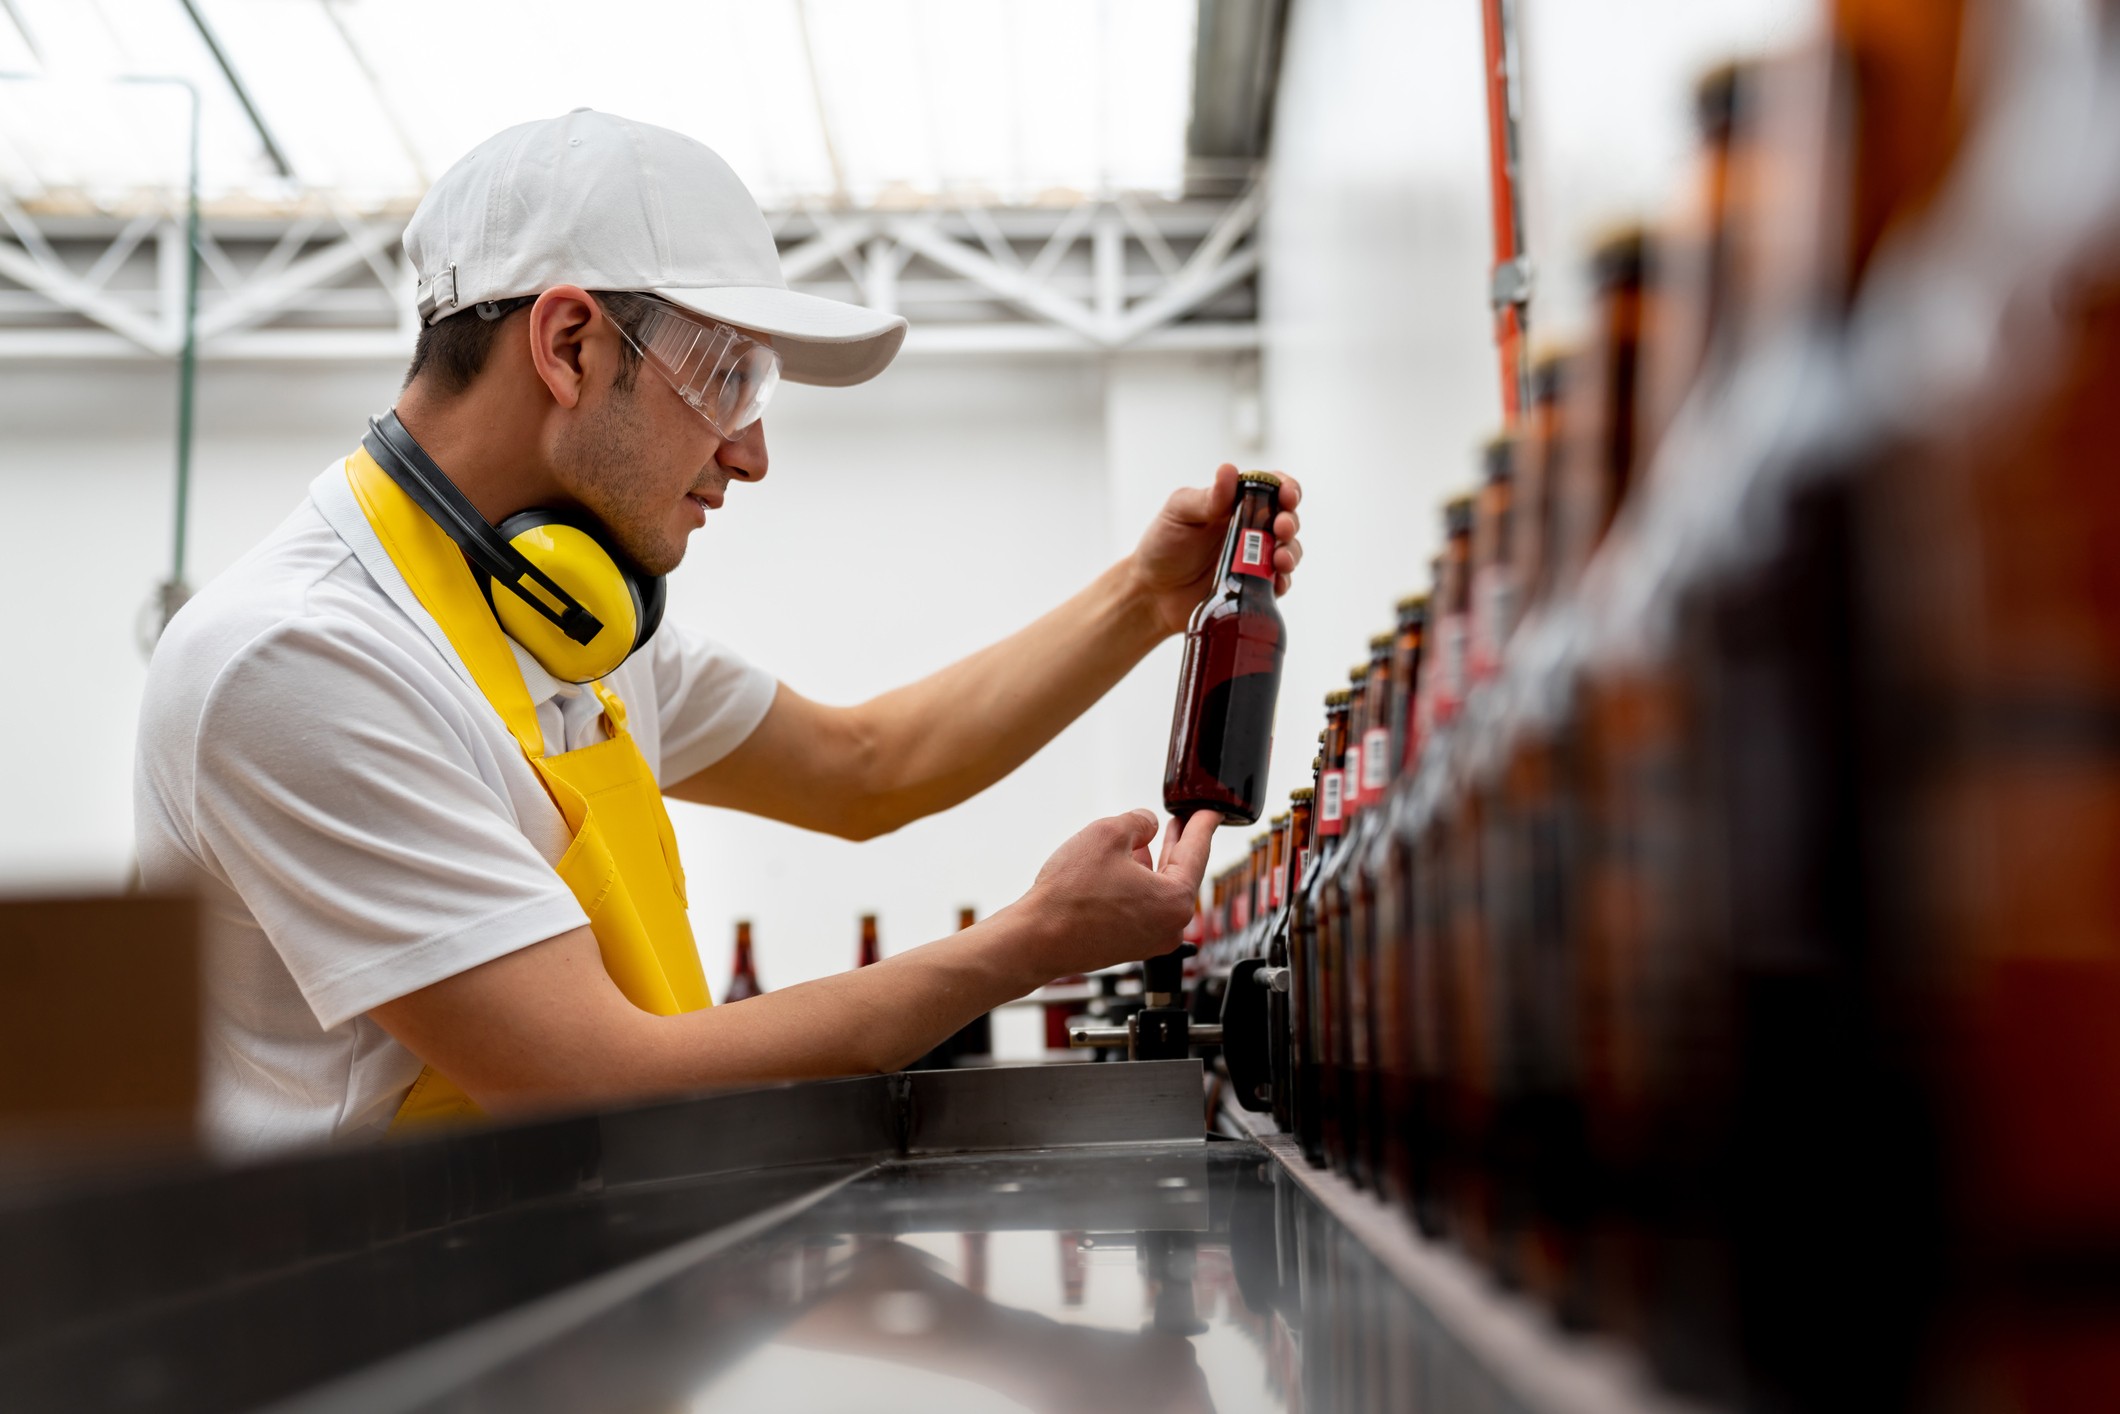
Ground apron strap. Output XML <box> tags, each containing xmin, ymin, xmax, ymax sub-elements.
<box><xmin>344</xmin><ymin>450</ymin><xmax>548</xmax><ymax>759</ymax></box>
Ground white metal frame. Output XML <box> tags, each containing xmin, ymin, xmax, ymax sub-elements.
<box><xmin>0</xmin><ymin>188</ymin><xmax>1261</xmax><ymax>362</ymax></box>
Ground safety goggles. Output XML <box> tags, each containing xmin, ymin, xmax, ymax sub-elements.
<box><xmin>611</xmin><ymin>298</ymin><xmax>781</xmax><ymax>438</ymax></box>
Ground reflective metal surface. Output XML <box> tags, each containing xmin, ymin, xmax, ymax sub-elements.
<box><xmin>273</xmin><ymin>1143</ymin><xmax>1538</xmax><ymax>1414</ymax></box>
<box><xmin>4</xmin><ymin>1064</ymin><xmax>1566</xmax><ymax>1413</ymax></box>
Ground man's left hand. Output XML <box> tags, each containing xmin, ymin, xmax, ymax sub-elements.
<box><xmin>1128</xmin><ymin>463</ymin><xmax>1304</xmax><ymax>637</ymax></box>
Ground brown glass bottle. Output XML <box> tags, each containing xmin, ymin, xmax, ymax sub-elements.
<box><xmin>1164</xmin><ymin>473</ymin><xmax>1289</xmax><ymax>824</ymax></box>
<box><xmin>857</xmin><ymin>913</ymin><xmax>881</xmax><ymax>968</ymax></box>
<box><xmin>1513</xmin><ymin>352</ymin><xmax>1572</xmax><ymax>621</ymax></box>
<box><xmin>1640</xmin><ymin>61</ymin><xmax>1751</xmax><ymax>455</ymax></box>
<box><xmin>1387</xmin><ymin>596</ymin><xmax>1429</xmax><ymax>775</ymax></box>
<box><xmin>724</xmin><ymin>920</ymin><xmax>763</xmax><ymax>1002</ymax></box>
<box><xmin>1269</xmin><ymin>789</ymin><xmax>1313</xmax><ymax>1133</ymax></box>
<box><xmin>1433</xmin><ymin>499</ymin><xmax>1476</xmax><ymax>727</ymax></box>
<box><xmin>1286</xmin><ymin>763</ymin><xmax>1323</xmax><ymax>1146</ymax></box>
<box><xmin>1471</xmin><ymin>437</ymin><xmax>1518</xmax><ymax>685</ymax></box>
<box><xmin>1553</xmin><ymin>229</ymin><xmax>1651</xmax><ymax>594</ymax></box>
<box><xmin>1297</xmin><ymin>695</ymin><xmax>1351</xmax><ymax>1166</ymax></box>
<box><xmin>1642</xmin><ymin>2</ymin><xmax>1982</xmax><ymax>1400</ymax></box>
<box><xmin>1357</xmin><ymin>635</ymin><xmax>1396</xmax><ymax>809</ymax></box>
<box><xmin>1248</xmin><ymin>831</ymin><xmax>1273</xmax><ymax>956</ymax></box>
<box><xmin>1323</xmin><ymin>660</ymin><xmax>1378</xmax><ymax>1177</ymax></box>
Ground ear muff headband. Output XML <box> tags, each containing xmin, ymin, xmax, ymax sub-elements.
<box><xmin>361</xmin><ymin>411</ymin><xmax>665</xmax><ymax>682</ymax></box>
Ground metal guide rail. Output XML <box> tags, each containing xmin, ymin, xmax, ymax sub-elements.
<box><xmin>2</xmin><ymin>1060</ymin><xmax>1694</xmax><ymax>1413</ymax></box>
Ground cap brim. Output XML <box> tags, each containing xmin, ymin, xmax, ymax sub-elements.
<box><xmin>653</xmin><ymin>284</ymin><xmax>907</xmax><ymax>388</ymax></box>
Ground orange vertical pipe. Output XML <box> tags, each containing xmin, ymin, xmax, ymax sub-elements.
<box><xmin>1481</xmin><ymin>0</ymin><xmax>1530</xmax><ymax>426</ymax></box>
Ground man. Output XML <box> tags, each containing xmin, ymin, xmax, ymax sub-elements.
<box><xmin>136</xmin><ymin>111</ymin><xmax>1303</xmax><ymax>1157</ymax></box>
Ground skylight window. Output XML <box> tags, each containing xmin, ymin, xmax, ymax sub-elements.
<box><xmin>0</xmin><ymin>0</ymin><xmax>1199</xmax><ymax>209</ymax></box>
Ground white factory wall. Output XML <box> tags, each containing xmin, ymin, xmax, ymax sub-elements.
<box><xmin>0</xmin><ymin>351</ymin><xmax>1251</xmax><ymax>1009</ymax></box>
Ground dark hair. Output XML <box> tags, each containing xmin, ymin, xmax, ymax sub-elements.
<box><xmin>401</xmin><ymin>289</ymin><xmax>658</xmax><ymax>396</ymax></box>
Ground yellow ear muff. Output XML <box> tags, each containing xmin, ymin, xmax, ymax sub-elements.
<box><xmin>489</xmin><ymin>520</ymin><xmax>640</xmax><ymax>684</ymax></box>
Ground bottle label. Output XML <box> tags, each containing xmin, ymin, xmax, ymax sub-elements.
<box><xmin>1362</xmin><ymin>727</ymin><xmax>1391</xmax><ymax>792</ymax></box>
<box><xmin>1471</xmin><ymin>568</ymin><xmax>1517</xmax><ymax>683</ymax></box>
<box><xmin>1319</xmin><ymin>770</ymin><xmax>1344</xmax><ymax>834</ymax></box>
<box><xmin>1438</xmin><ymin>613</ymin><xmax>1469</xmax><ymax>720</ymax></box>
<box><xmin>1270</xmin><ymin>860</ymin><xmax>1284</xmax><ymax>909</ymax></box>
<box><xmin>1343</xmin><ymin>743</ymin><xmax>1362</xmax><ymax>808</ymax></box>
<box><xmin>1230</xmin><ymin>528</ymin><xmax>1277</xmax><ymax>580</ymax></box>
<box><xmin>1297</xmin><ymin>848</ymin><xmax>1313</xmax><ymax>891</ymax></box>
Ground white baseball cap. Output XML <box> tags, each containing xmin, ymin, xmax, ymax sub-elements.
<box><xmin>405</xmin><ymin>109</ymin><xmax>906</xmax><ymax>388</ymax></box>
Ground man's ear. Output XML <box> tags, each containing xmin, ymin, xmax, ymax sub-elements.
<box><xmin>526</xmin><ymin>286</ymin><xmax>602</xmax><ymax>410</ymax></box>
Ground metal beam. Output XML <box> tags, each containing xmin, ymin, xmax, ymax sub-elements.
<box><xmin>176</xmin><ymin>0</ymin><xmax>296</xmax><ymax>180</ymax></box>
<box><xmin>0</xmin><ymin>189</ymin><xmax>1264</xmax><ymax>361</ymax></box>
<box><xmin>0</xmin><ymin>227</ymin><xmax>167</xmax><ymax>351</ymax></box>
<box><xmin>191</xmin><ymin>221</ymin><xmax>397</xmax><ymax>341</ymax></box>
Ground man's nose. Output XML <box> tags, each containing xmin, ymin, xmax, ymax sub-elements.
<box><xmin>719</xmin><ymin>419</ymin><xmax>769</xmax><ymax>482</ymax></box>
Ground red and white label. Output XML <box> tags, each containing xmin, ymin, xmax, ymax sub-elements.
<box><xmin>1270</xmin><ymin>861</ymin><xmax>1284</xmax><ymax>909</ymax></box>
<box><xmin>1297</xmin><ymin>848</ymin><xmax>1313</xmax><ymax>892</ymax></box>
<box><xmin>1319</xmin><ymin>770</ymin><xmax>1344</xmax><ymax>835</ymax></box>
<box><xmin>1230</xmin><ymin>528</ymin><xmax>1277</xmax><ymax>579</ymax></box>
<box><xmin>1362</xmin><ymin>727</ymin><xmax>1392</xmax><ymax>793</ymax></box>
<box><xmin>1344</xmin><ymin>743</ymin><xmax>1364</xmax><ymax>810</ymax></box>
<box><xmin>1471</xmin><ymin>568</ymin><xmax>1516</xmax><ymax>683</ymax></box>
<box><xmin>1436</xmin><ymin>613</ymin><xmax>1469</xmax><ymax>723</ymax></box>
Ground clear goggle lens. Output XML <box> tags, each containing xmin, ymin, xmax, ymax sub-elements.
<box><xmin>616</xmin><ymin>300</ymin><xmax>781</xmax><ymax>437</ymax></box>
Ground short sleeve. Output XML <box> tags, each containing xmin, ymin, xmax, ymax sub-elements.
<box><xmin>642</xmin><ymin>619</ymin><xmax>778</xmax><ymax>787</ymax></box>
<box><xmin>190</xmin><ymin>619</ymin><xmax>589</xmax><ymax>1030</ymax></box>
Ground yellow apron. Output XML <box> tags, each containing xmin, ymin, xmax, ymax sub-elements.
<box><xmin>342</xmin><ymin>449</ymin><xmax>712</xmax><ymax>1130</ymax></box>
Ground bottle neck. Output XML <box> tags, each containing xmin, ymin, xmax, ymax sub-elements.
<box><xmin>1219</xmin><ymin>486</ymin><xmax>1280</xmax><ymax>588</ymax></box>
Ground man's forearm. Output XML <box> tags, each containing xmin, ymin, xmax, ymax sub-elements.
<box><xmin>371</xmin><ymin>906</ymin><xmax>1060</xmax><ymax>1117</ymax></box>
<box><xmin>845</xmin><ymin>558</ymin><xmax>1169</xmax><ymax>836</ymax></box>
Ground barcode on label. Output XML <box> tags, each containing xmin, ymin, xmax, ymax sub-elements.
<box><xmin>1363</xmin><ymin>728</ymin><xmax>1391</xmax><ymax>790</ymax></box>
<box><xmin>1241</xmin><ymin>529</ymin><xmax>1265</xmax><ymax>566</ymax></box>
<box><xmin>1321</xmin><ymin>771</ymin><xmax>1344</xmax><ymax>820</ymax></box>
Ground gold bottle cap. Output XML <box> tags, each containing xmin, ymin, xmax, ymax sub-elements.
<box><xmin>1271</xmin><ymin>812</ymin><xmax>1290</xmax><ymax>825</ymax></box>
<box><xmin>1291</xmin><ymin>787</ymin><xmax>1315</xmax><ymax>802</ymax></box>
<box><xmin>1349</xmin><ymin>664</ymin><xmax>1370</xmax><ymax>684</ymax></box>
<box><xmin>1395</xmin><ymin>593</ymin><xmax>1429</xmax><ymax>616</ymax></box>
<box><xmin>1369</xmin><ymin>633</ymin><xmax>1394</xmax><ymax>652</ymax></box>
<box><xmin>1326</xmin><ymin>689</ymin><xmax>1352</xmax><ymax>706</ymax></box>
<box><xmin>1237</xmin><ymin>470</ymin><xmax>1283</xmax><ymax>488</ymax></box>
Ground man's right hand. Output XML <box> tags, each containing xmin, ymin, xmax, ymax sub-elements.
<box><xmin>370</xmin><ymin>807</ymin><xmax>1221</xmax><ymax>1117</ymax></box>
<box><xmin>1017</xmin><ymin>809</ymin><xmax>1219</xmax><ymax>978</ymax></box>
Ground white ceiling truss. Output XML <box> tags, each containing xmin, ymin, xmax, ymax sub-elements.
<box><xmin>0</xmin><ymin>185</ymin><xmax>1261</xmax><ymax>363</ymax></box>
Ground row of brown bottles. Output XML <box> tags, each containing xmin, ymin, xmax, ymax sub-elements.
<box><xmin>1225</xmin><ymin>7</ymin><xmax>2120</xmax><ymax>1410</ymax></box>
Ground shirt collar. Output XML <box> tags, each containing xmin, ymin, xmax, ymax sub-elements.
<box><xmin>508</xmin><ymin>639</ymin><xmax>576</xmax><ymax>710</ymax></box>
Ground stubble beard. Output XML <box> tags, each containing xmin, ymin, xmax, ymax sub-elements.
<box><xmin>555</xmin><ymin>383</ymin><xmax>689</xmax><ymax>577</ymax></box>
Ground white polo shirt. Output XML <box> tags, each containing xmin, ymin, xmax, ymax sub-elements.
<box><xmin>134</xmin><ymin>462</ymin><xmax>776</xmax><ymax>1159</ymax></box>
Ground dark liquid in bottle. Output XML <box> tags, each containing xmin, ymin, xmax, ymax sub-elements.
<box><xmin>1165</xmin><ymin>477</ymin><xmax>1288</xmax><ymax>824</ymax></box>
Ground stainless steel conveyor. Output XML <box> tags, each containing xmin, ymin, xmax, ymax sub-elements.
<box><xmin>0</xmin><ymin>1062</ymin><xmax>1699</xmax><ymax>1414</ymax></box>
